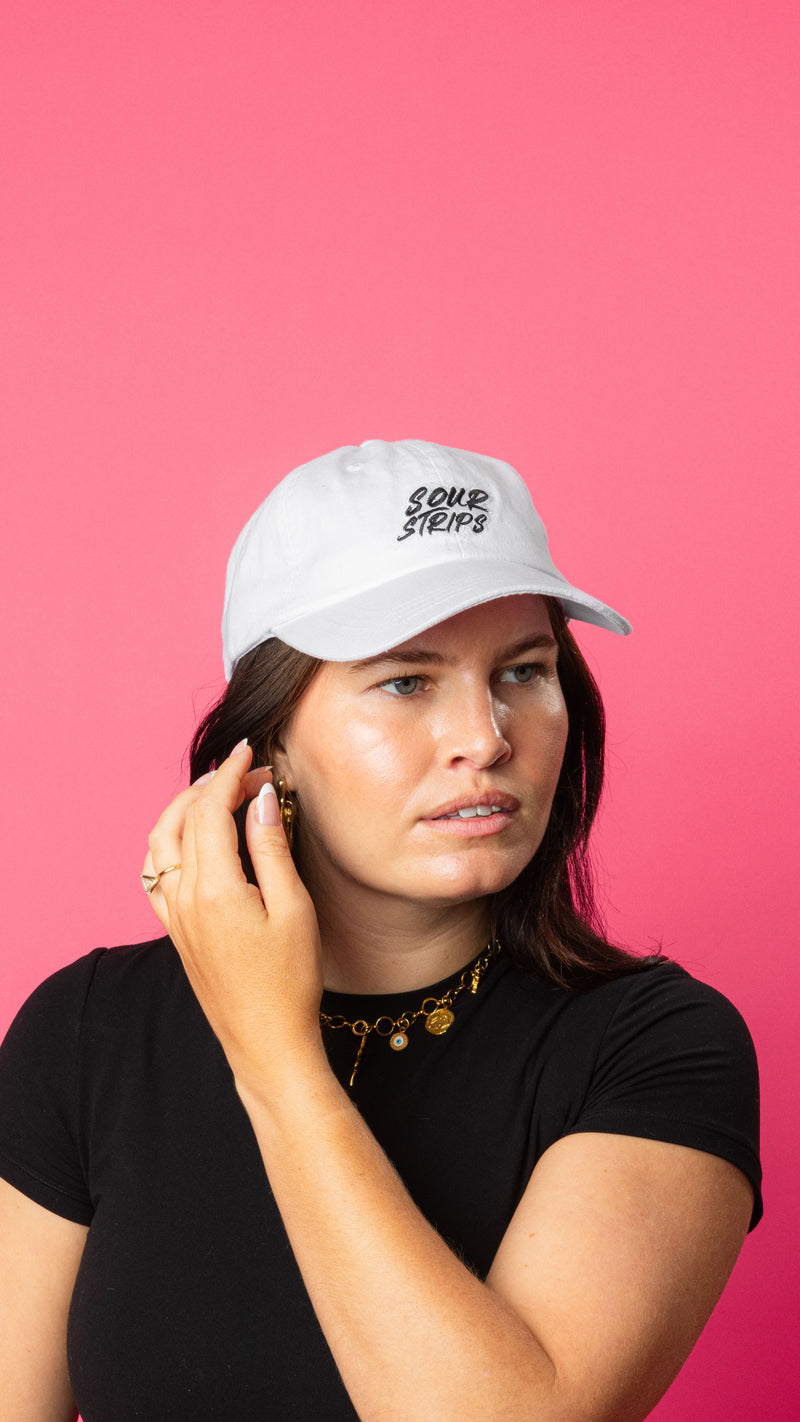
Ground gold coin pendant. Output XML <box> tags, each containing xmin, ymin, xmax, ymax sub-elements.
<box><xmin>425</xmin><ymin>1007</ymin><xmax>455</xmax><ymax>1036</ymax></box>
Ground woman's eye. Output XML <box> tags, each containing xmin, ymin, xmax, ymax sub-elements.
<box><xmin>381</xmin><ymin>675</ymin><xmax>424</xmax><ymax>696</ymax></box>
<box><xmin>497</xmin><ymin>663</ymin><xmax>542</xmax><ymax>684</ymax></box>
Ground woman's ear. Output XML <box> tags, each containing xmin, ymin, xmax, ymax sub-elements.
<box><xmin>267</xmin><ymin>743</ymin><xmax>296</xmax><ymax>793</ymax></box>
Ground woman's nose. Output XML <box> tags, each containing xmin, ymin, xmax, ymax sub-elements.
<box><xmin>439</xmin><ymin>689</ymin><xmax>512</xmax><ymax>770</ymax></box>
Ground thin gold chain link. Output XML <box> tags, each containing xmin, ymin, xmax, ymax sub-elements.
<box><xmin>319</xmin><ymin>940</ymin><xmax>500</xmax><ymax>1087</ymax></box>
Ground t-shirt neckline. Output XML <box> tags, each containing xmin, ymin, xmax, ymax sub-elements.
<box><xmin>320</xmin><ymin>946</ymin><xmax>504</xmax><ymax>1016</ymax></box>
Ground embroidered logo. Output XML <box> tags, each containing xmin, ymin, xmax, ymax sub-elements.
<box><xmin>397</xmin><ymin>486</ymin><xmax>490</xmax><ymax>541</ymax></box>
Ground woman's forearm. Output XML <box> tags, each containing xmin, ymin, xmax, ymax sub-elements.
<box><xmin>238</xmin><ymin>1052</ymin><xmax>557</xmax><ymax>1422</ymax></box>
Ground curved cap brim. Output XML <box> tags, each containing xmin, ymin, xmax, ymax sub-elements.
<box><xmin>270</xmin><ymin>559</ymin><xmax>631</xmax><ymax>661</ymax></box>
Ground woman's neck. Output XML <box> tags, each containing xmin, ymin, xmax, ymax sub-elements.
<box><xmin>310</xmin><ymin>874</ymin><xmax>491</xmax><ymax>995</ymax></box>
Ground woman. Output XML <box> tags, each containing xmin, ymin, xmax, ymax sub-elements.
<box><xmin>0</xmin><ymin>439</ymin><xmax>761</xmax><ymax>1421</ymax></box>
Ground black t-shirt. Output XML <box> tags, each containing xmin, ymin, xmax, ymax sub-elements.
<box><xmin>0</xmin><ymin>937</ymin><xmax>761</xmax><ymax>1422</ymax></box>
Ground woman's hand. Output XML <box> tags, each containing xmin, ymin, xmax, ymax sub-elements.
<box><xmin>141</xmin><ymin>741</ymin><xmax>326</xmax><ymax>1098</ymax></box>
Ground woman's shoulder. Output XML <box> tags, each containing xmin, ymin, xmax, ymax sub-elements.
<box><xmin>524</xmin><ymin>957</ymin><xmax>763</xmax><ymax>1228</ymax></box>
<box><xmin>573</xmin><ymin>956</ymin><xmax>759</xmax><ymax>1064</ymax></box>
<box><xmin>502</xmin><ymin>952</ymin><xmax>755</xmax><ymax>1044</ymax></box>
<box><xmin>0</xmin><ymin>937</ymin><xmax>192</xmax><ymax>1225</ymax></box>
<box><xmin>81</xmin><ymin>933</ymin><xmax>183</xmax><ymax>993</ymax></box>
<box><xmin>490</xmin><ymin>953</ymin><xmax>762</xmax><ymax>1230</ymax></box>
<box><xmin>496</xmin><ymin>955</ymin><xmax>760</xmax><ymax>1167</ymax></box>
<box><xmin>2</xmin><ymin>936</ymin><xmax>183</xmax><ymax>1042</ymax></box>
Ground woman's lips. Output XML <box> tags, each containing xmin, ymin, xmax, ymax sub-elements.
<box><xmin>419</xmin><ymin>808</ymin><xmax>515</xmax><ymax>837</ymax></box>
<box><xmin>425</xmin><ymin>792</ymin><xmax>520</xmax><ymax>818</ymax></box>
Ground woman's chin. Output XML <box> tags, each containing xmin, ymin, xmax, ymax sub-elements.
<box><xmin>410</xmin><ymin>852</ymin><xmax>533</xmax><ymax>907</ymax></box>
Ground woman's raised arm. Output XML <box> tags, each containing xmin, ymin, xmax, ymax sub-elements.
<box><xmin>148</xmin><ymin>744</ymin><xmax>753</xmax><ymax>1422</ymax></box>
<box><xmin>0</xmin><ymin>1177</ymin><xmax>87</xmax><ymax>1421</ymax></box>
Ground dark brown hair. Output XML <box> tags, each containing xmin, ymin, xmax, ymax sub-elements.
<box><xmin>189</xmin><ymin>599</ymin><xmax>658</xmax><ymax>989</ymax></box>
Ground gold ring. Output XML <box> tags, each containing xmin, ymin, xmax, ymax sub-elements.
<box><xmin>141</xmin><ymin>864</ymin><xmax>182</xmax><ymax>895</ymax></box>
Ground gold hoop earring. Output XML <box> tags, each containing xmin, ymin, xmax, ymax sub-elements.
<box><xmin>276</xmin><ymin>780</ymin><xmax>296</xmax><ymax>850</ymax></box>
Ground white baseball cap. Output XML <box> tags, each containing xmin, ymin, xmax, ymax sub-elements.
<box><xmin>222</xmin><ymin>439</ymin><xmax>630</xmax><ymax>677</ymax></box>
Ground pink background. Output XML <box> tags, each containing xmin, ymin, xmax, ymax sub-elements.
<box><xmin>1</xmin><ymin>2</ymin><xmax>797</xmax><ymax>1415</ymax></box>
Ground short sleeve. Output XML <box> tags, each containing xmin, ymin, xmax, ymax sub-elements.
<box><xmin>0</xmin><ymin>950</ymin><xmax>106</xmax><ymax>1224</ymax></box>
<box><xmin>567</xmin><ymin>964</ymin><xmax>762</xmax><ymax>1229</ymax></box>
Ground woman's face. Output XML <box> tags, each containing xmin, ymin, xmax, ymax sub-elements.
<box><xmin>276</xmin><ymin>595</ymin><xmax>569</xmax><ymax>911</ymax></box>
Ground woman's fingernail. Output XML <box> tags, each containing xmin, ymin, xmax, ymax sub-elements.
<box><xmin>255</xmin><ymin>781</ymin><xmax>281</xmax><ymax>826</ymax></box>
<box><xmin>193</xmin><ymin>770</ymin><xmax>217</xmax><ymax>786</ymax></box>
<box><xmin>231</xmin><ymin>738</ymin><xmax>249</xmax><ymax>756</ymax></box>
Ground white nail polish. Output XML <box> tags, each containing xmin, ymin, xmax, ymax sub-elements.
<box><xmin>255</xmin><ymin>781</ymin><xmax>280</xmax><ymax>825</ymax></box>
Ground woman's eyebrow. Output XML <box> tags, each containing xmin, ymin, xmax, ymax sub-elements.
<box><xmin>348</xmin><ymin>633</ymin><xmax>557</xmax><ymax>674</ymax></box>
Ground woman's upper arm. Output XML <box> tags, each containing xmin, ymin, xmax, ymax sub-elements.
<box><xmin>486</xmin><ymin>1131</ymin><xmax>754</xmax><ymax>1422</ymax></box>
<box><xmin>0</xmin><ymin>1176</ymin><xmax>87</xmax><ymax>1422</ymax></box>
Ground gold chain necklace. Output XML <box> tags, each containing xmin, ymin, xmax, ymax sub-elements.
<box><xmin>319</xmin><ymin>941</ymin><xmax>500</xmax><ymax>1087</ymax></box>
